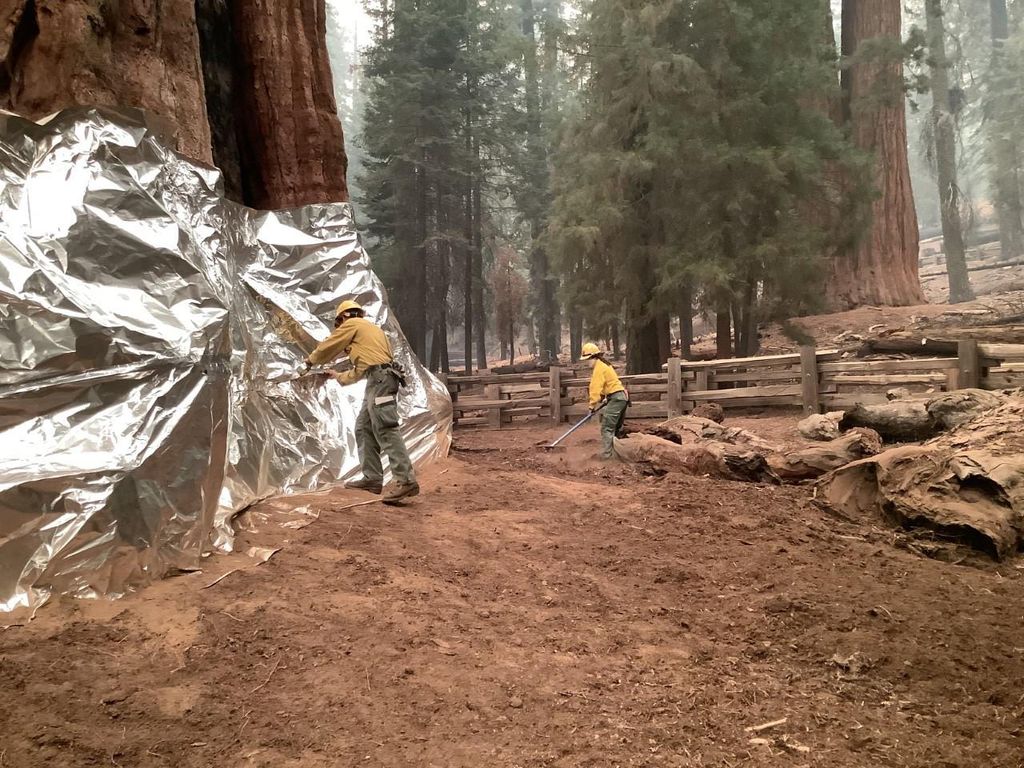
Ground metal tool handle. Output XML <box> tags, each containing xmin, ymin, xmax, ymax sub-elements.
<box><xmin>547</xmin><ymin>401</ymin><xmax>607</xmax><ymax>449</ymax></box>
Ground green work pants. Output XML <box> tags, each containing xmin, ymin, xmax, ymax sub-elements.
<box><xmin>600</xmin><ymin>391</ymin><xmax>629</xmax><ymax>459</ymax></box>
<box><xmin>356</xmin><ymin>368</ymin><xmax>416</xmax><ymax>486</ymax></box>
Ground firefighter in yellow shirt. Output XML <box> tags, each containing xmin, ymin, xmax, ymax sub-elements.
<box><xmin>304</xmin><ymin>300</ymin><xmax>419</xmax><ymax>504</ymax></box>
<box><xmin>582</xmin><ymin>342</ymin><xmax>629</xmax><ymax>460</ymax></box>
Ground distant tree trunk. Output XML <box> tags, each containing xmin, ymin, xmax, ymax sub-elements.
<box><xmin>656</xmin><ymin>314</ymin><xmax>671</xmax><ymax>364</ymax></box>
<box><xmin>733</xmin><ymin>279</ymin><xmax>758</xmax><ymax>356</ymax></box>
<box><xmin>716</xmin><ymin>303</ymin><xmax>733</xmax><ymax>359</ymax></box>
<box><xmin>925</xmin><ymin>0</ymin><xmax>973</xmax><ymax>303</ymax></box>
<box><xmin>463</xmin><ymin>82</ymin><xmax>475</xmax><ymax>373</ymax></box>
<box><xmin>827</xmin><ymin>0</ymin><xmax>924</xmax><ymax>308</ymax></box>
<box><xmin>407</xmin><ymin>161</ymin><xmax>428</xmax><ymax>359</ymax></box>
<box><xmin>230</xmin><ymin>0</ymin><xmax>348</xmax><ymax>208</ymax></box>
<box><xmin>626</xmin><ymin>303</ymin><xmax>662</xmax><ymax>374</ymax></box>
<box><xmin>988</xmin><ymin>0</ymin><xmax>1024</xmax><ymax>260</ymax></box>
<box><xmin>679</xmin><ymin>285</ymin><xmax>693</xmax><ymax>359</ymax></box>
<box><xmin>472</xmin><ymin>147</ymin><xmax>487</xmax><ymax>369</ymax></box>
<box><xmin>570</xmin><ymin>314</ymin><xmax>583</xmax><ymax>363</ymax></box>
<box><xmin>463</xmin><ymin>182</ymin><xmax>474</xmax><ymax>373</ymax></box>
<box><xmin>611</xmin><ymin>319</ymin><xmax>621</xmax><ymax>360</ymax></box>
<box><xmin>520</xmin><ymin>0</ymin><xmax>558</xmax><ymax>363</ymax></box>
<box><xmin>0</xmin><ymin>0</ymin><xmax>212</xmax><ymax>162</ymax></box>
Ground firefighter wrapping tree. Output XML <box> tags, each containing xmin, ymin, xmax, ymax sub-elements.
<box><xmin>305</xmin><ymin>300</ymin><xmax>420</xmax><ymax>504</ymax></box>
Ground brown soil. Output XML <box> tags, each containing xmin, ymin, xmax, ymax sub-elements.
<box><xmin>2</xmin><ymin>418</ymin><xmax>1023</xmax><ymax>767</ymax></box>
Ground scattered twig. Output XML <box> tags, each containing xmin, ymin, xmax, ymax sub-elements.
<box><xmin>202</xmin><ymin>569</ymin><xmax>239</xmax><ymax>589</ymax></box>
<box><xmin>249</xmin><ymin>657</ymin><xmax>282</xmax><ymax>694</ymax></box>
<box><xmin>334</xmin><ymin>499</ymin><xmax>380</xmax><ymax>513</ymax></box>
<box><xmin>744</xmin><ymin>717</ymin><xmax>788</xmax><ymax>733</ymax></box>
<box><xmin>146</xmin><ymin>741</ymin><xmax>165</xmax><ymax>758</ymax></box>
<box><xmin>221</xmin><ymin>611</ymin><xmax>244</xmax><ymax>622</ymax></box>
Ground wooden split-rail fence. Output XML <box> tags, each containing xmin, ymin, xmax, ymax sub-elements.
<box><xmin>444</xmin><ymin>341</ymin><xmax>1024</xmax><ymax>428</ymax></box>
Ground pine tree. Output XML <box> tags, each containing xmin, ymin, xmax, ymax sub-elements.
<box><xmin>549</xmin><ymin>0</ymin><xmax>866</xmax><ymax>369</ymax></box>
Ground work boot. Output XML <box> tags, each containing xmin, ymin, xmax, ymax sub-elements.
<box><xmin>382</xmin><ymin>481</ymin><xmax>420</xmax><ymax>505</ymax></box>
<box><xmin>345</xmin><ymin>477</ymin><xmax>382</xmax><ymax>495</ymax></box>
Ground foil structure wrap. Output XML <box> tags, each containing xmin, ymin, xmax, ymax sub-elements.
<box><xmin>0</xmin><ymin>108</ymin><xmax>452</xmax><ymax>625</ymax></box>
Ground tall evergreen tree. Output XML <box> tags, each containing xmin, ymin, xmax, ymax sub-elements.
<box><xmin>549</xmin><ymin>0</ymin><xmax>866</xmax><ymax>370</ymax></box>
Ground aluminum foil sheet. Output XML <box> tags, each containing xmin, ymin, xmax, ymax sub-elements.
<box><xmin>0</xmin><ymin>107</ymin><xmax>452</xmax><ymax>625</ymax></box>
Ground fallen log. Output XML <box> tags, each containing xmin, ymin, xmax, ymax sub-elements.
<box><xmin>856</xmin><ymin>338</ymin><xmax>958</xmax><ymax>358</ymax></box>
<box><xmin>649</xmin><ymin>415</ymin><xmax>778</xmax><ymax>452</ymax></box>
<box><xmin>768</xmin><ymin>429</ymin><xmax>882</xmax><ymax>482</ymax></box>
<box><xmin>614</xmin><ymin>433</ymin><xmax>777</xmax><ymax>484</ymax></box>
<box><xmin>817</xmin><ymin>397</ymin><xmax>1024</xmax><ymax>558</ymax></box>
<box><xmin>839</xmin><ymin>389</ymin><xmax>1003</xmax><ymax>442</ymax></box>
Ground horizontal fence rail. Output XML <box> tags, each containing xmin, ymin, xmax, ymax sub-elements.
<box><xmin>443</xmin><ymin>341</ymin><xmax>1024</xmax><ymax>428</ymax></box>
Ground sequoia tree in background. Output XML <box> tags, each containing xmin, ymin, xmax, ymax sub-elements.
<box><xmin>925</xmin><ymin>0</ymin><xmax>973</xmax><ymax>303</ymax></box>
<box><xmin>0</xmin><ymin>0</ymin><xmax>212</xmax><ymax>162</ymax></box>
<box><xmin>828</xmin><ymin>0</ymin><xmax>924</xmax><ymax>308</ymax></box>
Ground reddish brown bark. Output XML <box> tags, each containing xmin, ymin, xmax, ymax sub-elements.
<box><xmin>230</xmin><ymin>0</ymin><xmax>348</xmax><ymax>209</ymax></box>
<box><xmin>0</xmin><ymin>0</ymin><xmax>212</xmax><ymax>162</ymax></box>
<box><xmin>827</xmin><ymin>0</ymin><xmax>924</xmax><ymax>309</ymax></box>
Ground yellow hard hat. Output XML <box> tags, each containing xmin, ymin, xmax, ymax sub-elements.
<box><xmin>581</xmin><ymin>342</ymin><xmax>601</xmax><ymax>359</ymax></box>
<box><xmin>336</xmin><ymin>299</ymin><xmax>364</xmax><ymax>318</ymax></box>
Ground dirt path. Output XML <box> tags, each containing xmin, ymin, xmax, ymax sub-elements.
<box><xmin>2</xmin><ymin>421</ymin><xmax>1023</xmax><ymax>767</ymax></box>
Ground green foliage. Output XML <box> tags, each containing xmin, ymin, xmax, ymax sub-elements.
<box><xmin>547</xmin><ymin>0</ymin><xmax>869</xmax><ymax>342</ymax></box>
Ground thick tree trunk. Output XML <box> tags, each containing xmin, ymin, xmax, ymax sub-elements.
<box><xmin>230</xmin><ymin>0</ymin><xmax>347</xmax><ymax>209</ymax></box>
<box><xmin>925</xmin><ymin>0</ymin><xmax>973</xmax><ymax>303</ymax></box>
<box><xmin>828</xmin><ymin>0</ymin><xmax>924</xmax><ymax>309</ymax></box>
<box><xmin>988</xmin><ymin>0</ymin><xmax>1024</xmax><ymax>261</ymax></box>
<box><xmin>0</xmin><ymin>0</ymin><xmax>212</xmax><ymax>162</ymax></box>
<box><xmin>625</xmin><ymin>299</ymin><xmax>661</xmax><ymax>374</ymax></box>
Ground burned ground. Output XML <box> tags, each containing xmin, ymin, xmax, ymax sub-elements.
<box><xmin>1</xmin><ymin>420</ymin><xmax>1022</xmax><ymax>767</ymax></box>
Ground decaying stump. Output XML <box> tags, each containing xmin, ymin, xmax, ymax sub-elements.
<box><xmin>818</xmin><ymin>397</ymin><xmax>1024</xmax><ymax>558</ymax></box>
<box><xmin>614</xmin><ymin>434</ymin><xmax>776</xmax><ymax>484</ymax></box>
<box><xmin>839</xmin><ymin>389</ymin><xmax>1003</xmax><ymax>442</ymax></box>
<box><xmin>768</xmin><ymin>428</ymin><xmax>882</xmax><ymax>481</ymax></box>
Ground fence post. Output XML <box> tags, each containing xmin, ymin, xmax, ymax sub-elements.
<box><xmin>800</xmin><ymin>345</ymin><xmax>820</xmax><ymax>415</ymax></box>
<box><xmin>666</xmin><ymin>358</ymin><xmax>682</xmax><ymax>418</ymax></box>
<box><xmin>957</xmin><ymin>339</ymin><xmax>980</xmax><ymax>389</ymax></box>
<box><xmin>549</xmin><ymin>367</ymin><xmax>562</xmax><ymax>423</ymax></box>
<box><xmin>485</xmin><ymin>383</ymin><xmax>502</xmax><ymax>429</ymax></box>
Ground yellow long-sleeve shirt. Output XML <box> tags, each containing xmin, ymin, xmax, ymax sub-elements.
<box><xmin>588</xmin><ymin>359</ymin><xmax>626</xmax><ymax>409</ymax></box>
<box><xmin>306</xmin><ymin>317</ymin><xmax>393</xmax><ymax>385</ymax></box>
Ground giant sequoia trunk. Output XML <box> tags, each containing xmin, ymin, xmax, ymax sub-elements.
<box><xmin>229</xmin><ymin>0</ymin><xmax>348</xmax><ymax>208</ymax></box>
<box><xmin>827</xmin><ymin>0</ymin><xmax>924</xmax><ymax>309</ymax></box>
<box><xmin>0</xmin><ymin>0</ymin><xmax>212</xmax><ymax>162</ymax></box>
<box><xmin>0</xmin><ymin>1</ymin><xmax>349</xmax><ymax>211</ymax></box>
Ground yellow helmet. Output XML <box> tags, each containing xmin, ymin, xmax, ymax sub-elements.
<box><xmin>336</xmin><ymin>299</ymin><xmax>365</xmax><ymax>318</ymax></box>
<box><xmin>581</xmin><ymin>342</ymin><xmax>601</xmax><ymax>359</ymax></box>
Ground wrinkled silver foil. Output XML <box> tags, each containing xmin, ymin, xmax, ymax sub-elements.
<box><xmin>0</xmin><ymin>107</ymin><xmax>452</xmax><ymax>625</ymax></box>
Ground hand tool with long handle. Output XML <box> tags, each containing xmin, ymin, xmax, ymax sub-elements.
<box><xmin>545</xmin><ymin>401</ymin><xmax>607</xmax><ymax>451</ymax></box>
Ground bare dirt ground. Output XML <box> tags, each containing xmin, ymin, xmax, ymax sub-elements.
<box><xmin>2</xmin><ymin>418</ymin><xmax>1024</xmax><ymax>768</ymax></box>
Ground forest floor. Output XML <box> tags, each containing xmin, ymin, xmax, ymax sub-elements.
<box><xmin>3</xmin><ymin>417</ymin><xmax>1023</xmax><ymax>768</ymax></box>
